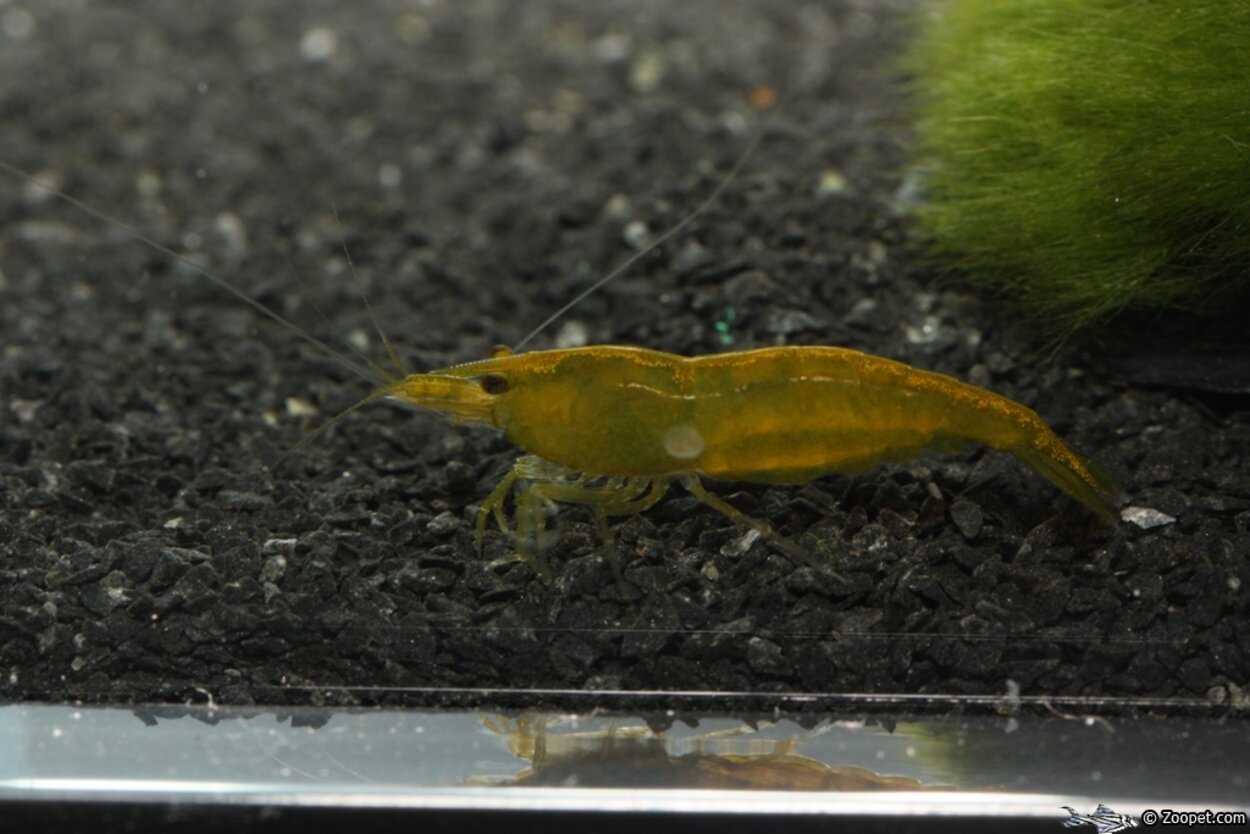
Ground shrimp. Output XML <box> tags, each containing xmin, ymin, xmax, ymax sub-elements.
<box><xmin>382</xmin><ymin>343</ymin><xmax>1117</xmax><ymax>578</ymax></box>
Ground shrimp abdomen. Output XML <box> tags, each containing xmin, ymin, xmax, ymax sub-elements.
<box><xmin>687</xmin><ymin>346</ymin><xmax>1117</xmax><ymax>519</ymax></box>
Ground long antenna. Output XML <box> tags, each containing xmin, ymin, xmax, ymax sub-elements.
<box><xmin>0</xmin><ymin>159</ymin><xmax>382</xmax><ymax>386</ymax></box>
<box><xmin>511</xmin><ymin>92</ymin><xmax>784</xmax><ymax>353</ymax></box>
<box><xmin>332</xmin><ymin>204</ymin><xmax>410</xmax><ymax>379</ymax></box>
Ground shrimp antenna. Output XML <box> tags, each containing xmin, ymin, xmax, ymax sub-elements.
<box><xmin>0</xmin><ymin>159</ymin><xmax>380</xmax><ymax>386</ymax></box>
<box><xmin>331</xmin><ymin>204</ymin><xmax>411</xmax><ymax>379</ymax></box>
<box><xmin>512</xmin><ymin>89</ymin><xmax>786</xmax><ymax>353</ymax></box>
<box><xmin>271</xmin><ymin>387</ymin><xmax>391</xmax><ymax>471</ymax></box>
<box><xmin>279</xmin><ymin>251</ymin><xmax>392</xmax><ymax>383</ymax></box>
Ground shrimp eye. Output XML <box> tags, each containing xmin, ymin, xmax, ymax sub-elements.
<box><xmin>479</xmin><ymin>373</ymin><xmax>509</xmax><ymax>395</ymax></box>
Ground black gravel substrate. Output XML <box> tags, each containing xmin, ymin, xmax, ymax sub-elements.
<box><xmin>1</xmin><ymin>0</ymin><xmax>1247</xmax><ymax>717</ymax></box>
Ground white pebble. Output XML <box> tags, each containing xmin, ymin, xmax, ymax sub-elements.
<box><xmin>300</xmin><ymin>26</ymin><xmax>337</xmax><ymax>62</ymax></box>
<box><xmin>2</xmin><ymin>7</ymin><xmax>35</xmax><ymax>40</ymax></box>
<box><xmin>1121</xmin><ymin>506</ymin><xmax>1176</xmax><ymax>530</ymax></box>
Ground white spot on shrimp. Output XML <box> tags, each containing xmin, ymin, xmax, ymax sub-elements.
<box><xmin>662</xmin><ymin>424</ymin><xmax>704</xmax><ymax>461</ymax></box>
<box><xmin>300</xmin><ymin>26</ymin><xmax>337</xmax><ymax>62</ymax></box>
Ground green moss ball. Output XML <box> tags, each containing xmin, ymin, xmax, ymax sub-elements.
<box><xmin>907</xmin><ymin>0</ymin><xmax>1250</xmax><ymax>333</ymax></box>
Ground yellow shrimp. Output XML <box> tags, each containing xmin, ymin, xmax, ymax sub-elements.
<box><xmin>380</xmin><ymin>342</ymin><xmax>1117</xmax><ymax>578</ymax></box>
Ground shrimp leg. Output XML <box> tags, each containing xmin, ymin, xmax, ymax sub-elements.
<box><xmin>478</xmin><ymin>456</ymin><xmax>672</xmax><ymax>579</ymax></box>
<box><xmin>518</xmin><ymin>477</ymin><xmax>660</xmax><ymax>579</ymax></box>
<box><xmin>679</xmin><ymin>475</ymin><xmax>772</xmax><ymax>536</ymax></box>
<box><xmin>679</xmin><ymin>475</ymin><xmax>841</xmax><ymax>577</ymax></box>
<box><xmin>476</xmin><ymin>455</ymin><xmax>589</xmax><ymax>550</ymax></box>
<box><xmin>591</xmin><ymin>479</ymin><xmax>670</xmax><ymax>585</ymax></box>
<box><xmin>477</xmin><ymin>466</ymin><xmax>521</xmax><ymax>546</ymax></box>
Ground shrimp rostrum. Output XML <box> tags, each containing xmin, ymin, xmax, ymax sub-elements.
<box><xmin>384</xmin><ymin>343</ymin><xmax>1117</xmax><ymax>578</ymax></box>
